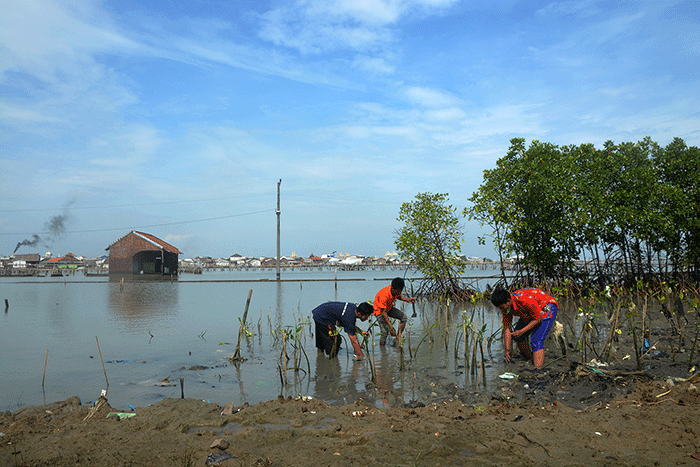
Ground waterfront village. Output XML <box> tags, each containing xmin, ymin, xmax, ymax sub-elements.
<box><xmin>1</xmin><ymin>250</ymin><xmax>499</xmax><ymax>276</ymax></box>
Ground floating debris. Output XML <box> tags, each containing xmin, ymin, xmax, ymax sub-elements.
<box><xmin>206</xmin><ymin>452</ymin><xmax>236</xmax><ymax>465</ymax></box>
<box><xmin>106</xmin><ymin>412</ymin><xmax>136</xmax><ymax>420</ymax></box>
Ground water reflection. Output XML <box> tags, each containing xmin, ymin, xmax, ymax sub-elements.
<box><xmin>107</xmin><ymin>275</ymin><xmax>179</xmax><ymax>331</ymax></box>
<box><xmin>374</xmin><ymin>347</ymin><xmax>404</xmax><ymax>407</ymax></box>
<box><xmin>314</xmin><ymin>353</ymin><xmax>362</xmax><ymax>404</ymax></box>
<box><xmin>1</xmin><ymin>269</ymin><xmax>514</xmax><ymax>412</ymax></box>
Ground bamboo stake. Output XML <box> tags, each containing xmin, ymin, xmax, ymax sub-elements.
<box><xmin>95</xmin><ymin>336</ymin><xmax>109</xmax><ymax>388</ymax></box>
<box><xmin>410</xmin><ymin>282</ymin><xmax>417</xmax><ymax>318</ymax></box>
<box><xmin>282</xmin><ymin>330</ymin><xmax>289</xmax><ymax>383</ymax></box>
<box><xmin>481</xmin><ymin>336</ymin><xmax>487</xmax><ymax>387</ymax></box>
<box><xmin>232</xmin><ymin>289</ymin><xmax>253</xmax><ymax>361</ymax></box>
<box><xmin>463</xmin><ymin>321</ymin><xmax>469</xmax><ymax>363</ymax></box>
<box><xmin>42</xmin><ymin>349</ymin><xmax>48</xmax><ymax>388</ymax></box>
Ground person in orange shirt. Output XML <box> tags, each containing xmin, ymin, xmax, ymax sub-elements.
<box><xmin>373</xmin><ymin>277</ymin><xmax>416</xmax><ymax>346</ymax></box>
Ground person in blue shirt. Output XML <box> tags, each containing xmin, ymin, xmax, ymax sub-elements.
<box><xmin>312</xmin><ymin>301</ymin><xmax>372</xmax><ymax>358</ymax></box>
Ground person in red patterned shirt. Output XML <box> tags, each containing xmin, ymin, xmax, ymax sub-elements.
<box><xmin>490</xmin><ymin>287</ymin><xmax>558</xmax><ymax>367</ymax></box>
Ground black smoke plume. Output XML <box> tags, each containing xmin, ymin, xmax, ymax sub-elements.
<box><xmin>13</xmin><ymin>199</ymin><xmax>75</xmax><ymax>254</ymax></box>
<box><xmin>43</xmin><ymin>212</ymin><xmax>71</xmax><ymax>241</ymax></box>
<box><xmin>13</xmin><ymin>234</ymin><xmax>42</xmax><ymax>254</ymax></box>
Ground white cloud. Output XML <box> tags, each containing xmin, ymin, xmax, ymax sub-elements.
<box><xmin>404</xmin><ymin>86</ymin><xmax>461</xmax><ymax>108</ymax></box>
<box><xmin>535</xmin><ymin>1</ymin><xmax>599</xmax><ymax>18</ymax></box>
<box><xmin>0</xmin><ymin>0</ymin><xmax>140</xmax><ymax>79</ymax></box>
<box><xmin>425</xmin><ymin>107</ymin><xmax>467</xmax><ymax>121</ymax></box>
<box><xmin>0</xmin><ymin>102</ymin><xmax>60</xmax><ymax>123</ymax></box>
<box><xmin>257</xmin><ymin>0</ymin><xmax>457</xmax><ymax>53</ymax></box>
<box><xmin>353</xmin><ymin>55</ymin><xmax>396</xmax><ymax>74</ymax></box>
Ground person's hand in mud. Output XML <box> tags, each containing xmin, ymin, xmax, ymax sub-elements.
<box><xmin>503</xmin><ymin>349</ymin><xmax>512</xmax><ymax>363</ymax></box>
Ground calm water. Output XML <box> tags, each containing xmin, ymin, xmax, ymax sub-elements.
<box><xmin>0</xmin><ymin>267</ymin><xmax>508</xmax><ymax>412</ymax></box>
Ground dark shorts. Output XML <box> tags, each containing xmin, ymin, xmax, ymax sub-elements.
<box><xmin>315</xmin><ymin>321</ymin><xmax>341</xmax><ymax>358</ymax></box>
<box><xmin>378</xmin><ymin>307</ymin><xmax>408</xmax><ymax>339</ymax></box>
<box><xmin>513</xmin><ymin>303</ymin><xmax>558</xmax><ymax>352</ymax></box>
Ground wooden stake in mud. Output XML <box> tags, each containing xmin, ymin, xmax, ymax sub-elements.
<box><xmin>232</xmin><ymin>289</ymin><xmax>253</xmax><ymax>361</ymax></box>
<box><xmin>95</xmin><ymin>336</ymin><xmax>109</xmax><ymax>388</ymax></box>
<box><xmin>42</xmin><ymin>349</ymin><xmax>48</xmax><ymax>388</ymax></box>
<box><xmin>180</xmin><ymin>377</ymin><xmax>185</xmax><ymax>399</ymax></box>
<box><xmin>410</xmin><ymin>282</ymin><xmax>417</xmax><ymax>318</ymax></box>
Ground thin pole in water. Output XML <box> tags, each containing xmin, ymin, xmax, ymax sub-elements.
<box><xmin>233</xmin><ymin>289</ymin><xmax>253</xmax><ymax>361</ymax></box>
<box><xmin>42</xmin><ymin>349</ymin><xmax>48</xmax><ymax>388</ymax></box>
<box><xmin>276</xmin><ymin>179</ymin><xmax>281</xmax><ymax>281</ymax></box>
<box><xmin>95</xmin><ymin>336</ymin><xmax>109</xmax><ymax>388</ymax></box>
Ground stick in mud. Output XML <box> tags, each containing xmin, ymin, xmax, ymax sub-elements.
<box><xmin>42</xmin><ymin>349</ymin><xmax>48</xmax><ymax>388</ymax></box>
<box><xmin>180</xmin><ymin>377</ymin><xmax>184</xmax><ymax>399</ymax></box>
<box><xmin>410</xmin><ymin>282</ymin><xmax>417</xmax><ymax>318</ymax></box>
<box><xmin>232</xmin><ymin>289</ymin><xmax>253</xmax><ymax>361</ymax></box>
<box><xmin>95</xmin><ymin>336</ymin><xmax>109</xmax><ymax>388</ymax></box>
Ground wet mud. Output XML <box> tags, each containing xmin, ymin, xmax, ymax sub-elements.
<box><xmin>2</xmin><ymin>305</ymin><xmax>699</xmax><ymax>466</ymax></box>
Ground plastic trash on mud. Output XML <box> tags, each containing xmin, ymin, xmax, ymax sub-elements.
<box><xmin>206</xmin><ymin>452</ymin><xmax>235</xmax><ymax>465</ymax></box>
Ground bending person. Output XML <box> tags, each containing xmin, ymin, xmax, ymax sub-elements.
<box><xmin>312</xmin><ymin>301</ymin><xmax>372</xmax><ymax>358</ymax></box>
<box><xmin>373</xmin><ymin>277</ymin><xmax>416</xmax><ymax>346</ymax></box>
<box><xmin>490</xmin><ymin>287</ymin><xmax>558</xmax><ymax>367</ymax></box>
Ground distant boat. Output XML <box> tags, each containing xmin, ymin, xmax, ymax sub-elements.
<box><xmin>51</xmin><ymin>270</ymin><xmax>63</xmax><ymax>277</ymax></box>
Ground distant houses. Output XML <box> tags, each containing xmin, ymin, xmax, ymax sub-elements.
<box><xmin>11</xmin><ymin>253</ymin><xmax>41</xmax><ymax>269</ymax></box>
<box><xmin>3</xmin><ymin>244</ymin><xmax>462</xmax><ymax>277</ymax></box>
<box><xmin>44</xmin><ymin>252</ymin><xmax>83</xmax><ymax>270</ymax></box>
<box><xmin>175</xmin><ymin>250</ymin><xmax>410</xmax><ymax>273</ymax></box>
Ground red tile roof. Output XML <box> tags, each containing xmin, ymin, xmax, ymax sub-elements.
<box><xmin>45</xmin><ymin>252</ymin><xmax>82</xmax><ymax>263</ymax></box>
<box><xmin>133</xmin><ymin>231</ymin><xmax>183</xmax><ymax>255</ymax></box>
<box><xmin>107</xmin><ymin>231</ymin><xmax>183</xmax><ymax>255</ymax></box>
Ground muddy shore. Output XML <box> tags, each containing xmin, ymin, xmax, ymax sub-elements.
<box><xmin>2</xmin><ymin>353</ymin><xmax>699</xmax><ymax>466</ymax></box>
<box><xmin>3</xmin><ymin>300</ymin><xmax>700</xmax><ymax>466</ymax></box>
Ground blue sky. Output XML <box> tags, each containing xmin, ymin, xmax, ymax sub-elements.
<box><xmin>1</xmin><ymin>0</ymin><xmax>699</xmax><ymax>259</ymax></box>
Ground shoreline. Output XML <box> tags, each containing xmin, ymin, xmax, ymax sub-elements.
<box><xmin>2</xmin><ymin>362</ymin><xmax>698</xmax><ymax>466</ymax></box>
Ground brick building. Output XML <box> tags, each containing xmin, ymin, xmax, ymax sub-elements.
<box><xmin>107</xmin><ymin>231</ymin><xmax>182</xmax><ymax>275</ymax></box>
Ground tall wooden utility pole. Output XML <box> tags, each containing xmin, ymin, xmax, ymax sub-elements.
<box><xmin>276</xmin><ymin>179</ymin><xmax>281</xmax><ymax>281</ymax></box>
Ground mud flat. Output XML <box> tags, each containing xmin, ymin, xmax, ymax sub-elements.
<box><xmin>1</xmin><ymin>357</ymin><xmax>699</xmax><ymax>467</ymax></box>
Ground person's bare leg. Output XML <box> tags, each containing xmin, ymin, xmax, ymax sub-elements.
<box><xmin>396</xmin><ymin>322</ymin><xmax>406</xmax><ymax>346</ymax></box>
<box><xmin>533</xmin><ymin>349</ymin><xmax>545</xmax><ymax>367</ymax></box>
